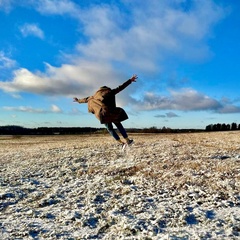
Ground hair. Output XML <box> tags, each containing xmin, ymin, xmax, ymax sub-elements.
<box><xmin>100</xmin><ymin>86</ymin><xmax>111</xmax><ymax>89</ymax></box>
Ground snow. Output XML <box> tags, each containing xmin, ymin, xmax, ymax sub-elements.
<box><xmin>0</xmin><ymin>132</ymin><xmax>239</xmax><ymax>239</ymax></box>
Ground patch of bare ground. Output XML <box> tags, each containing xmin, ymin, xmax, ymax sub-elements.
<box><xmin>0</xmin><ymin>132</ymin><xmax>239</xmax><ymax>239</ymax></box>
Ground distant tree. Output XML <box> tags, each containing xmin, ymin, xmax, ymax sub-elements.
<box><xmin>231</xmin><ymin>122</ymin><xmax>237</xmax><ymax>130</ymax></box>
<box><xmin>205</xmin><ymin>124</ymin><xmax>213</xmax><ymax>131</ymax></box>
<box><xmin>142</xmin><ymin>126</ymin><xmax>162</xmax><ymax>133</ymax></box>
<box><xmin>161</xmin><ymin>126</ymin><xmax>172</xmax><ymax>133</ymax></box>
<box><xmin>217</xmin><ymin>123</ymin><xmax>222</xmax><ymax>131</ymax></box>
<box><xmin>0</xmin><ymin>125</ymin><xmax>26</xmax><ymax>135</ymax></box>
<box><xmin>206</xmin><ymin>123</ymin><xmax>239</xmax><ymax>132</ymax></box>
<box><xmin>149</xmin><ymin>126</ymin><xmax>159</xmax><ymax>133</ymax></box>
<box><xmin>221</xmin><ymin>123</ymin><xmax>227</xmax><ymax>131</ymax></box>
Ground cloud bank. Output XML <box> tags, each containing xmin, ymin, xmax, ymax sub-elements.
<box><xmin>133</xmin><ymin>89</ymin><xmax>240</xmax><ymax>114</ymax></box>
<box><xmin>0</xmin><ymin>61</ymin><xmax>123</xmax><ymax>97</ymax></box>
<box><xmin>3</xmin><ymin>104</ymin><xmax>62</xmax><ymax>114</ymax></box>
<box><xmin>1</xmin><ymin>0</ymin><xmax>239</xmax><ymax>115</ymax></box>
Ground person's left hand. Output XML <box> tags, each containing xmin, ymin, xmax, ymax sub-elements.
<box><xmin>130</xmin><ymin>74</ymin><xmax>138</xmax><ymax>82</ymax></box>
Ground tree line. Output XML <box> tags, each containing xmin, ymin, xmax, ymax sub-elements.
<box><xmin>0</xmin><ymin>125</ymin><xmax>102</xmax><ymax>135</ymax></box>
<box><xmin>0</xmin><ymin>123</ymin><xmax>239</xmax><ymax>135</ymax></box>
<box><xmin>205</xmin><ymin>122</ymin><xmax>240</xmax><ymax>131</ymax></box>
<box><xmin>0</xmin><ymin>125</ymin><xmax>203</xmax><ymax>135</ymax></box>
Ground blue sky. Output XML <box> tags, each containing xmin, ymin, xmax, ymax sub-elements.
<box><xmin>0</xmin><ymin>0</ymin><xmax>240</xmax><ymax>129</ymax></box>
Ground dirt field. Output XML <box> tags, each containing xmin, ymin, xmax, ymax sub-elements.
<box><xmin>0</xmin><ymin>132</ymin><xmax>239</xmax><ymax>239</ymax></box>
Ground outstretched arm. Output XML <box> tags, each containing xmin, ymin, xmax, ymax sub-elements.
<box><xmin>73</xmin><ymin>97</ymin><xmax>90</xmax><ymax>103</ymax></box>
<box><xmin>113</xmin><ymin>74</ymin><xmax>138</xmax><ymax>94</ymax></box>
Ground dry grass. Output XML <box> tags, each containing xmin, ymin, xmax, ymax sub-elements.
<box><xmin>65</xmin><ymin>131</ymin><xmax>240</xmax><ymax>194</ymax></box>
<box><xmin>1</xmin><ymin>131</ymin><xmax>239</xmax><ymax>239</ymax></box>
<box><xmin>1</xmin><ymin>132</ymin><xmax>239</xmax><ymax>193</ymax></box>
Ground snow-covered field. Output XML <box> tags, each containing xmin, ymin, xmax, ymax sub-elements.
<box><xmin>0</xmin><ymin>132</ymin><xmax>239</xmax><ymax>239</ymax></box>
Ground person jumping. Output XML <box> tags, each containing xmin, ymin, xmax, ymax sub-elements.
<box><xmin>73</xmin><ymin>74</ymin><xmax>137</xmax><ymax>147</ymax></box>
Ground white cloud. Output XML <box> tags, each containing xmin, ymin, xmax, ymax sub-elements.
<box><xmin>1</xmin><ymin>0</ymin><xmax>227</xmax><ymax>72</ymax></box>
<box><xmin>76</xmin><ymin>0</ymin><xmax>226</xmax><ymax>71</ymax></box>
<box><xmin>0</xmin><ymin>51</ymin><xmax>16</xmax><ymax>69</ymax></box>
<box><xmin>134</xmin><ymin>88</ymin><xmax>222</xmax><ymax>111</ymax></box>
<box><xmin>51</xmin><ymin>104</ymin><xmax>62</xmax><ymax>113</ymax></box>
<box><xmin>170</xmin><ymin>89</ymin><xmax>222</xmax><ymax>111</ymax></box>
<box><xmin>33</xmin><ymin>0</ymin><xmax>80</xmax><ymax>16</ymax></box>
<box><xmin>0</xmin><ymin>0</ymin><xmax>13</xmax><ymax>12</ymax></box>
<box><xmin>0</xmin><ymin>61</ymin><xmax>124</xmax><ymax>96</ymax></box>
<box><xmin>2</xmin><ymin>62</ymin><xmax>239</xmax><ymax>114</ymax></box>
<box><xmin>20</xmin><ymin>23</ymin><xmax>45</xmax><ymax>39</ymax></box>
<box><xmin>133</xmin><ymin>88</ymin><xmax>240</xmax><ymax>113</ymax></box>
<box><xmin>1</xmin><ymin>0</ymin><xmax>227</xmax><ymax>76</ymax></box>
<box><xmin>1</xmin><ymin>0</ymin><xmax>81</xmax><ymax>16</ymax></box>
<box><xmin>3</xmin><ymin>106</ymin><xmax>46</xmax><ymax>113</ymax></box>
<box><xmin>3</xmin><ymin>104</ymin><xmax>63</xmax><ymax>114</ymax></box>
<box><xmin>155</xmin><ymin>112</ymin><xmax>179</xmax><ymax>118</ymax></box>
<box><xmin>0</xmin><ymin>0</ymin><xmax>233</xmax><ymax>115</ymax></box>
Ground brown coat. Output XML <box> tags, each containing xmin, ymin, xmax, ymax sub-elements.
<box><xmin>77</xmin><ymin>79</ymin><xmax>132</xmax><ymax>124</ymax></box>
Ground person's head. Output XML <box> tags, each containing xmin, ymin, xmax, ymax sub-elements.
<box><xmin>100</xmin><ymin>86</ymin><xmax>111</xmax><ymax>90</ymax></box>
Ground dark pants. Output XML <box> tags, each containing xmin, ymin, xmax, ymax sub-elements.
<box><xmin>105</xmin><ymin>122</ymin><xmax>128</xmax><ymax>140</ymax></box>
